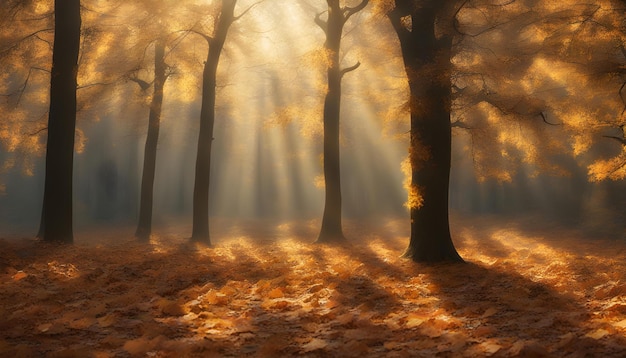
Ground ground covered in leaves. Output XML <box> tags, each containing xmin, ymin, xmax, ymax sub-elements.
<box><xmin>1</xmin><ymin>215</ymin><xmax>626</xmax><ymax>357</ymax></box>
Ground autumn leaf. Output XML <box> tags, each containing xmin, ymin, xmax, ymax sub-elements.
<box><xmin>301</xmin><ymin>338</ymin><xmax>328</xmax><ymax>352</ymax></box>
<box><xmin>267</xmin><ymin>287</ymin><xmax>285</xmax><ymax>299</ymax></box>
<box><xmin>479</xmin><ymin>341</ymin><xmax>502</xmax><ymax>356</ymax></box>
<box><xmin>585</xmin><ymin>329</ymin><xmax>609</xmax><ymax>340</ymax></box>
<box><xmin>405</xmin><ymin>313</ymin><xmax>426</xmax><ymax>328</ymax></box>
<box><xmin>614</xmin><ymin>319</ymin><xmax>626</xmax><ymax>329</ymax></box>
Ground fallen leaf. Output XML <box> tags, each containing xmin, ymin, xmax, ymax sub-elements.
<box><xmin>302</xmin><ymin>338</ymin><xmax>327</xmax><ymax>352</ymax></box>
<box><xmin>12</xmin><ymin>271</ymin><xmax>28</xmax><ymax>281</ymax></box>
<box><xmin>585</xmin><ymin>329</ymin><xmax>609</xmax><ymax>340</ymax></box>
<box><xmin>97</xmin><ymin>314</ymin><xmax>118</xmax><ymax>328</ymax></box>
<box><xmin>384</xmin><ymin>341</ymin><xmax>402</xmax><ymax>350</ymax></box>
<box><xmin>614</xmin><ymin>319</ymin><xmax>626</xmax><ymax>329</ymax></box>
<box><xmin>481</xmin><ymin>307</ymin><xmax>498</xmax><ymax>318</ymax></box>
<box><xmin>267</xmin><ymin>287</ymin><xmax>284</xmax><ymax>299</ymax></box>
<box><xmin>479</xmin><ymin>341</ymin><xmax>502</xmax><ymax>356</ymax></box>
<box><xmin>405</xmin><ymin>313</ymin><xmax>426</xmax><ymax>328</ymax></box>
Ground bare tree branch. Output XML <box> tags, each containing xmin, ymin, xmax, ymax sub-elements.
<box><xmin>0</xmin><ymin>28</ymin><xmax>53</xmax><ymax>55</ymax></box>
<box><xmin>451</xmin><ymin>119</ymin><xmax>472</xmax><ymax>129</ymax></box>
<box><xmin>340</xmin><ymin>61</ymin><xmax>360</xmax><ymax>77</ymax></box>
<box><xmin>603</xmin><ymin>125</ymin><xmax>626</xmax><ymax>146</ymax></box>
<box><xmin>128</xmin><ymin>76</ymin><xmax>151</xmax><ymax>91</ymax></box>
<box><xmin>540</xmin><ymin>112</ymin><xmax>561</xmax><ymax>126</ymax></box>
<box><xmin>342</xmin><ymin>0</ymin><xmax>368</xmax><ymax>21</ymax></box>
<box><xmin>188</xmin><ymin>28</ymin><xmax>213</xmax><ymax>44</ymax></box>
<box><xmin>29</xmin><ymin>126</ymin><xmax>48</xmax><ymax>136</ymax></box>
<box><xmin>315</xmin><ymin>11</ymin><xmax>328</xmax><ymax>34</ymax></box>
<box><xmin>234</xmin><ymin>0</ymin><xmax>264</xmax><ymax>22</ymax></box>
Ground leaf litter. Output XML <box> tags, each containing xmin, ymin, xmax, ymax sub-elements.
<box><xmin>0</xmin><ymin>215</ymin><xmax>625</xmax><ymax>357</ymax></box>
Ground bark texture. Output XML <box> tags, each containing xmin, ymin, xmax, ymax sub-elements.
<box><xmin>40</xmin><ymin>0</ymin><xmax>81</xmax><ymax>243</ymax></box>
<box><xmin>388</xmin><ymin>0</ymin><xmax>463</xmax><ymax>262</ymax></box>
<box><xmin>135</xmin><ymin>39</ymin><xmax>167</xmax><ymax>241</ymax></box>
<box><xmin>192</xmin><ymin>0</ymin><xmax>237</xmax><ymax>243</ymax></box>
<box><xmin>316</xmin><ymin>0</ymin><xmax>368</xmax><ymax>243</ymax></box>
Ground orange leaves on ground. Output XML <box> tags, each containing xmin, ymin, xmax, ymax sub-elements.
<box><xmin>1</xmin><ymin>217</ymin><xmax>626</xmax><ymax>356</ymax></box>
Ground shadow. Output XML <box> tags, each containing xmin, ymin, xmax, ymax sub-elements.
<box><xmin>1</xmin><ymin>218</ymin><xmax>626</xmax><ymax>357</ymax></box>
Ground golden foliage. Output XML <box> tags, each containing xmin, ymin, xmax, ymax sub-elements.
<box><xmin>401</xmin><ymin>157</ymin><xmax>423</xmax><ymax>209</ymax></box>
<box><xmin>588</xmin><ymin>149</ymin><xmax>626</xmax><ymax>181</ymax></box>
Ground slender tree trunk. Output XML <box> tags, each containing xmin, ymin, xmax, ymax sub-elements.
<box><xmin>316</xmin><ymin>0</ymin><xmax>368</xmax><ymax>243</ymax></box>
<box><xmin>389</xmin><ymin>1</ymin><xmax>463</xmax><ymax>262</ymax></box>
<box><xmin>191</xmin><ymin>0</ymin><xmax>237</xmax><ymax>243</ymax></box>
<box><xmin>318</xmin><ymin>2</ymin><xmax>345</xmax><ymax>242</ymax></box>
<box><xmin>135</xmin><ymin>39</ymin><xmax>166</xmax><ymax>241</ymax></box>
<box><xmin>40</xmin><ymin>0</ymin><xmax>81</xmax><ymax>243</ymax></box>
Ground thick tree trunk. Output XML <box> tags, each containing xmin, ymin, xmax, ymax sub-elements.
<box><xmin>191</xmin><ymin>0</ymin><xmax>237</xmax><ymax>244</ymax></box>
<box><xmin>40</xmin><ymin>0</ymin><xmax>81</xmax><ymax>243</ymax></box>
<box><xmin>389</xmin><ymin>1</ymin><xmax>463</xmax><ymax>262</ymax></box>
<box><xmin>135</xmin><ymin>40</ymin><xmax>166</xmax><ymax>241</ymax></box>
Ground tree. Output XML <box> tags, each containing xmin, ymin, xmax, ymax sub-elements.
<box><xmin>314</xmin><ymin>0</ymin><xmax>369</xmax><ymax>243</ymax></box>
<box><xmin>133</xmin><ymin>38</ymin><xmax>168</xmax><ymax>241</ymax></box>
<box><xmin>40</xmin><ymin>0</ymin><xmax>81</xmax><ymax>243</ymax></box>
<box><xmin>386</xmin><ymin>0</ymin><xmax>463</xmax><ymax>262</ymax></box>
<box><xmin>381</xmin><ymin>0</ymin><xmax>626</xmax><ymax>262</ymax></box>
<box><xmin>191</xmin><ymin>0</ymin><xmax>239</xmax><ymax>243</ymax></box>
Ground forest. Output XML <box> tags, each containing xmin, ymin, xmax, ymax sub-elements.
<box><xmin>0</xmin><ymin>0</ymin><xmax>625</xmax><ymax>356</ymax></box>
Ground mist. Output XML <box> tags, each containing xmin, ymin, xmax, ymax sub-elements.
<box><xmin>0</xmin><ymin>0</ymin><xmax>624</xmax><ymax>238</ymax></box>
<box><xmin>2</xmin><ymin>1</ymin><xmax>626</xmax><ymax>356</ymax></box>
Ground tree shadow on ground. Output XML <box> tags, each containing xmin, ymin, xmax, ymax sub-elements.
<box><xmin>1</xmin><ymin>218</ymin><xmax>626</xmax><ymax>357</ymax></box>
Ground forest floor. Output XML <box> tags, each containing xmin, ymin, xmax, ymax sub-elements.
<box><xmin>1</xmin><ymin>215</ymin><xmax>626</xmax><ymax>357</ymax></box>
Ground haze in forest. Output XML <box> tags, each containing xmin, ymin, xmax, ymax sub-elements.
<box><xmin>0</xmin><ymin>0</ymin><xmax>624</xmax><ymax>240</ymax></box>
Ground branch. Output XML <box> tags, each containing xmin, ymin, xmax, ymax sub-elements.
<box><xmin>77</xmin><ymin>81</ymin><xmax>118</xmax><ymax>90</ymax></box>
<box><xmin>540</xmin><ymin>112</ymin><xmax>561</xmax><ymax>126</ymax></box>
<box><xmin>0</xmin><ymin>28</ymin><xmax>53</xmax><ymax>55</ymax></box>
<box><xmin>234</xmin><ymin>0</ymin><xmax>264</xmax><ymax>21</ymax></box>
<box><xmin>340</xmin><ymin>61</ymin><xmax>360</xmax><ymax>77</ymax></box>
<box><xmin>451</xmin><ymin>120</ymin><xmax>472</xmax><ymax>129</ymax></box>
<box><xmin>188</xmin><ymin>28</ymin><xmax>213</xmax><ymax>44</ymax></box>
<box><xmin>128</xmin><ymin>76</ymin><xmax>151</xmax><ymax>91</ymax></box>
<box><xmin>603</xmin><ymin>135</ymin><xmax>626</xmax><ymax>146</ymax></box>
<box><xmin>9</xmin><ymin>67</ymin><xmax>50</xmax><ymax>106</ymax></box>
<box><xmin>343</xmin><ymin>0</ymin><xmax>369</xmax><ymax>21</ymax></box>
<box><xmin>452</xmin><ymin>0</ymin><xmax>470</xmax><ymax>36</ymax></box>
<box><xmin>29</xmin><ymin>126</ymin><xmax>48</xmax><ymax>136</ymax></box>
<box><xmin>314</xmin><ymin>11</ymin><xmax>327</xmax><ymax>34</ymax></box>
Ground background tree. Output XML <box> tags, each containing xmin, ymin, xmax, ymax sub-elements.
<box><xmin>0</xmin><ymin>1</ymin><xmax>53</xmax><ymax>235</ymax></box>
<box><xmin>191</xmin><ymin>0</ymin><xmax>240</xmax><ymax>243</ymax></box>
<box><xmin>314</xmin><ymin>0</ymin><xmax>369</xmax><ymax>243</ymax></box>
<box><xmin>133</xmin><ymin>38</ymin><xmax>168</xmax><ymax>241</ymax></box>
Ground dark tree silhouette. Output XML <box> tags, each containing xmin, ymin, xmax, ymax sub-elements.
<box><xmin>191</xmin><ymin>0</ymin><xmax>239</xmax><ymax>243</ymax></box>
<box><xmin>40</xmin><ymin>0</ymin><xmax>81</xmax><ymax>243</ymax></box>
<box><xmin>315</xmin><ymin>0</ymin><xmax>369</xmax><ymax>243</ymax></box>
<box><xmin>387</xmin><ymin>0</ymin><xmax>463</xmax><ymax>262</ymax></box>
<box><xmin>134</xmin><ymin>39</ymin><xmax>167</xmax><ymax>241</ymax></box>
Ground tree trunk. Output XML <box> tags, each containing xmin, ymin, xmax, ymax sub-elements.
<box><xmin>191</xmin><ymin>0</ymin><xmax>237</xmax><ymax>243</ymax></box>
<box><xmin>135</xmin><ymin>39</ymin><xmax>166</xmax><ymax>241</ymax></box>
<box><xmin>389</xmin><ymin>1</ymin><xmax>463</xmax><ymax>262</ymax></box>
<box><xmin>316</xmin><ymin>0</ymin><xmax>368</xmax><ymax>242</ymax></box>
<box><xmin>40</xmin><ymin>0</ymin><xmax>81</xmax><ymax>243</ymax></box>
